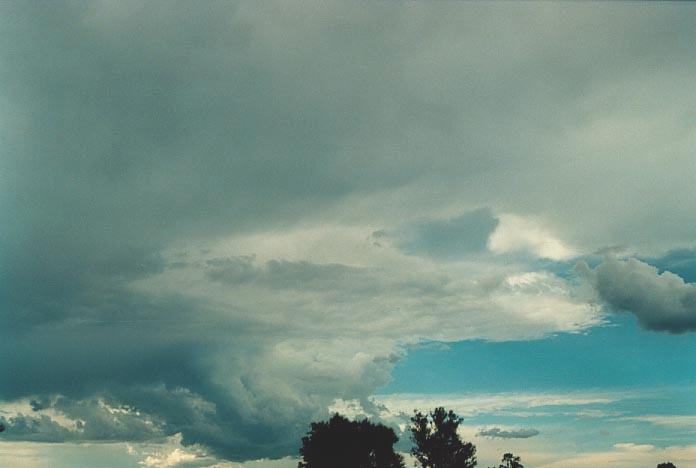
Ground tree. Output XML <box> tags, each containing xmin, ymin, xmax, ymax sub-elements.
<box><xmin>657</xmin><ymin>463</ymin><xmax>677</xmax><ymax>468</ymax></box>
<box><xmin>410</xmin><ymin>407</ymin><xmax>477</xmax><ymax>468</ymax></box>
<box><xmin>298</xmin><ymin>413</ymin><xmax>405</xmax><ymax>468</ymax></box>
<box><xmin>497</xmin><ymin>453</ymin><xmax>523</xmax><ymax>468</ymax></box>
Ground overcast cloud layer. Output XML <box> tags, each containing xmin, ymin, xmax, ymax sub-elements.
<box><xmin>3</xmin><ymin>1</ymin><xmax>696</xmax><ymax>463</ymax></box>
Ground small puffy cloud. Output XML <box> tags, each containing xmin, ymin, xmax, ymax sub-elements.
<box><xmin>488</xmin><ymin>215</ymin><xmax>577</xmax><ymax>260</ymax></box>
<box><xmin>128</xmin><ymin>434</ymin><xmax>238</xmax><ymax>468</ymax></box>
<box><xmin>477</xmin><ymin>427</ymin><xmax>540</xmax><ymax>439</ymax></box>
<box><xmin>587</xmin><ymin>257</ymin><xmax>696</xmax><ymax>333</ymax></box>
<box><xmin>140</xmin><ymin>448</ymin><xmax>200</xmax><ymax>468</ymax></box>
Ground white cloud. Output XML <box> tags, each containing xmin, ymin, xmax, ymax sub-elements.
<box><xmin>623</xmin><ymin>415</ymin><xmax>696</xmax><ymax>428</ymax></box>
<box><xmin>140</xmin><ymin>448</ymin><xmax>198</xmax><ymax>468</ymax></box>
<box><xmin>144</xmin><ymin>227</ymin><xmax>601</xmax><ymax>343</ymax></box>
<box><xmin>344</xmin><ymin>390</ymin><xmax>619</xmax><ymax>421</ymax></box>
<box><xmin>533</xmin><ymin>444</ymin><xmax>696</xmax><ymax>468</ymax></box>
<box><xmin>130</xmin><ymin>434</ymin><xmax>237</xmax><ymax>468</ymax></box>
<box><xmin>613</xmin><ymin>442</ymin><xmax>655</xmax><ymax>452</ymax></box>
<box><xmin>488</xmin><ymin>215</ymin><xmax>577</xmax><ymax>260</ymax></box>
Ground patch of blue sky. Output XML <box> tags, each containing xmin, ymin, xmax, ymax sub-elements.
<box><xmin>382</xmin><ymin>315</ymin><xmax>696</xmax><ymax>395</ymax></box>
<box><xmin>641</xmin><ymin>248</ymin><xmax>696</xmax><ymax>282</ymax></box>
<box><xmin>380</xmin><ymin>313</ymin><xmax>696</xmax><ymax>449</ymax></box>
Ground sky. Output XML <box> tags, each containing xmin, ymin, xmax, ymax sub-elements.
<box><xmin>2</xmin><ymin>1</ymin><xmax>696</xmax><ymax>467</ymax></box>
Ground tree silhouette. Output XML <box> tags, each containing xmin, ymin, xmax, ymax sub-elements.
<box><xmin>496</xmin><ymin>453</ymin><xmax>523</xmax><ymax>468</ymax></box>
<box><xmin>657</xmin><ymin>463</ymin><xmax>677</xmax><ymax>468</ymax></box>
<box><xmin>410</xmin><ymin>407</ymin><xmax>477</xmax><ymax>468</ymax></box>
<box><xmin>298</xmin><ymin>413</ymin><xmax>405</xmax><ymax>468</ymax></box>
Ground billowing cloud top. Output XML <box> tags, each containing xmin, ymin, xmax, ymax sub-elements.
<box><xmin>2</xmin><ymin>0</ymin><xmax>696</xmax><ymax>463</ymax></box>
<box><xmin>583</xmin><ymin>257</ymin><xmax>696</xmax><ymax>333</ymax></box>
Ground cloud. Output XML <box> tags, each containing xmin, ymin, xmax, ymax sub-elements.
<box><xmin>395</xmin><ymin>209</ymin><xmax>499</xmax><ymax>259</ymax></box>
<box><xmin>642</xmin><ymin>248</ymin><xmax>696</xmax><ymax>283</ymax></box>
<box><xmin>206</xmin><ymin>256</ymin><xmax>368</xmax><ymax>292</ymax></box>
<box><xmin>586</xmin><ymin>257</ymin><xmax>696</xmax><ymax>333</ymax></box>
<box><xmin>613</xmin><ymin>443</ymin><xmax>655</xmax><ymax>452</ymax></box>
<box><xmin>477</xmin><ymin>427</ymin><xmax>540</xmax><ymax>439</ymax></box>
<box><xmin>488</xmin><ymin>215</ymin><xmax>577</xmax><ymax>261</ymax></box>
<box><xmin>0</xmin><ymin>414</ymin><xmax>74</xmax><ymax>443</ymax></box>
<box><xmin>2</xmin><ymin>0</ymin><xmax>696</xmax><ymax>462</ymax></box>
<box><xmin>533</xmin><ymin>444</ymin><xmax>696</xmax><ymax>468</ymax></box>
<box><xmin>0</xmin><ymin>396</ymin><xmax>167</xmax><ymax>443</ymax></box>
<box><xmin>0</xmin><ymin>441</ymin><xmax>140</xmax><ymax>468</ymax></box>
<box><xmin>140</xmin><ymin>449</ymin><xmax>199</xmax><ymax>468</ymax></box>
<box><xmin>367</xmin><ymin>391</ymin><xmax>619</xmax><ymax>420</ymax></box>
<box><xmin>623</xmin><ymin>415</ymin><xmax>696</xmax><ymax>428</ymax></box>
<box><xmin>142</xmin><ymin>243</ymin><xmax>602</xmax><ymax>344</ymax></box>
<box><xmin>0</xmin><ymin>256</ymin><xmax>599</xmax><ymax>458</ymax></box>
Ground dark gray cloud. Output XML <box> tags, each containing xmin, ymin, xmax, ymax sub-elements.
<box><xmin>587</xmin><ymin>257</ymin><xmax>696</xmax><ymax>333</ymax></box>
<box><xmin>207</xmin><ymin>256</ymin><xmax>370</xmax><ymax>292</ymax></box>
<box><xmin>395</xmin><ymin>209</ymin><xmax>499</xmax><ymax>260</ymax></box>
<box><xmin>0</xmin><ymin>397</ymin><xmax>166</xmax><ymax>443</ymax></box>
<box><xmin>477</xmin><ymin>427</ymin><xmax>540</xmax><ymax>439</ymax></box>
<box><xmin>0</xmin><ymin>414</ymin><xmax>74</xmax><ymax>443</ymax></box>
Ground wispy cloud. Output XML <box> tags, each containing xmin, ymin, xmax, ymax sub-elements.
<box><xmin>477</xmin><ymin>427</ymin><xmax>540</xmax><ymax>439</ymax></box>
<box><xmin>622</xmin><ymin>415</ymin><xmax>696</xmax><ymax>428</ymax></box>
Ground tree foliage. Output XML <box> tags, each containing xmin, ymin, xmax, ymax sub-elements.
<box><xmin>410</xmin><ymin>407</ymin><xmax>477</xmax><ymax>468</ymax></box>
<box><xmin>496</xmin><ymin>452</ymin><xmax>523</xmax><ymax>468</ymax></box>
<box><xmin>657</xmin><ymin>463</ymin><xmax>677</xmax><ymax>468</ymax></box>
<box><xmin>298</xmin><ymin>413</ymin><xmax>405</xmax><ymax>468</ymax></box>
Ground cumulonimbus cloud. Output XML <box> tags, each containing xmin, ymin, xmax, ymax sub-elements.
<box><xmin>2</xmin><ymin>0</ymin><xmax>695</xmax><ymax>463</ymax></box>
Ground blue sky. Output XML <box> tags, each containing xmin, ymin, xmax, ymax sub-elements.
<box><xmin>384</xmin><ymin>314</ymin><xmax>696</xmax><ymax>394</ymax></box>
<box><xmin>3</xmin><ymin>1</ymin><xmax>696</xmax><ymax>467</ymax></box>
<box><xmin>378</xmin><ymin>315</ymin><xmax>696</xmax><ymax>464</ymax></box>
